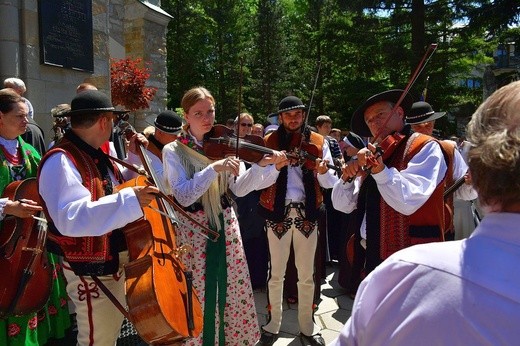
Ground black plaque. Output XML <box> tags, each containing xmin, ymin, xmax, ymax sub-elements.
<box><xmin>39</xmin><ymin>0</ymin><xmax>94</xmax><ymax>72</ymax></box>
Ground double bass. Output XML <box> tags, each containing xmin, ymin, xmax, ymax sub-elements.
<box><xmin>0</xmin><ymin>178</ymin><xmax>52</xmax><ymax>318</ymax></box>
<box><xmin>115</xmin><ymin>124</ymin><xmax>205</xmax><ymax>344</ymax></box>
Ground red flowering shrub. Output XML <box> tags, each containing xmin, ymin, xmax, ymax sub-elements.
<box><xmin>110</xmin><ymin>58</ymin><xmax>157</xmax><ymax>111</ymax></box>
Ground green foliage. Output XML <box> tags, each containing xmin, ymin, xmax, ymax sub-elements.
<box><xmin>161</xmin><ymin>0</ymin><xmax>519</xmax><ymax>134</ymax></box>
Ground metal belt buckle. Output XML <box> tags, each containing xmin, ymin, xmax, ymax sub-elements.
<box><xmin>289</xmin><ymin>202</ymin><xmax>304</xmax><ymax>209</ymax></box>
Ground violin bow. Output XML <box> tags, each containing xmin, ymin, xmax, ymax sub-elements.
<box><xmin>345</xmin><ymin>43</ymin><xmax>438</xmax><ymax>183</ymax></box>
<box><xmin>371</xmin><ymin>43</ymin><xmax>438</xmax><ymax>144</ymax></box>
<box><xmin>234</xmin><ymin>57</ymin><xmax>244</xmax><ymax>160</ymax></box>
<box><xmin>296</xmin><ymin>60</ymin><xmax>322</xmax><ymax>158</ymax></box>
<box><xmin>113</xmin><ymin>120</ymin><xmax>220</xmax><ymax>241</ymax></box>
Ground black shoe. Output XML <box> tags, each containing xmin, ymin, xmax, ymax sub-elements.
<box><xmin>299</xmin><ymin>332</ymin><xmax>325</xmax><ymax>346</ymax></box>
<box><xmin>259</xmin><ymin>329</ymin><xmax>278</xmax><ymax>346</ymax></box>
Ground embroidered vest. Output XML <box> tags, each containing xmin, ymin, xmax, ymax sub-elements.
<box><xmin>358</xmin><ymin>131</ymin><xmax>448</xmax><ymax>272</ymax></box>
<box><xmin>258</xmin><ymin>129</ymin><xmax>324</xmax><ymax>222</ymax></box>
<box><xmin>38</xmin><ymin>138</ymin><xmax>124</xmax><ymax>275</ymax></box>
<box><xmin>378</xmin><ymin>133</ymin><xmax>447</xmax><ymax>260</ymax></box>
<box><xmin>438</xmin><ymin>140</ymin><xmax>456</xmax><ymax>234</ymax></box>
<box><xmin>0</xmin><ymin>137</ymin><xmax>41</xmax><ymax>231</ymax></box>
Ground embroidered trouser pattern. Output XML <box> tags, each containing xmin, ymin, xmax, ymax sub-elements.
<box><xmin>62</xmin><ymin>252</ymin><xmax>128</xmax><ymax>346</ymax></box>
<box><xmin>263</xmin><ymin>207</ymin><xmax>320</xmax><ymax>336</ymax></box>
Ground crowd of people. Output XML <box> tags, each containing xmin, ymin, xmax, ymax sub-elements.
<box><xmin>1</xmin><ymin>75</ymin><xmax>517</xmax><ymax>346</ymax></box>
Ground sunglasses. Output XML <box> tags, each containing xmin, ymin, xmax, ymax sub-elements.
<box><xmin>240</xmin><ymin>123</ymin><xmax>253</xmax><ymax>127</ymax></box>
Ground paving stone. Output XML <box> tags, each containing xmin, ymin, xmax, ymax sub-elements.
<box><xmin>254</xmin><ymin>265</ymin><xmax>352</xmax><ymax>345</ymax></box>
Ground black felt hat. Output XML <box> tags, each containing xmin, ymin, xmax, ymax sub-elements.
<box><xmin>351</xmin><ymin>90</ymin><xmax>414</xmax><ymax>137</ymax></box>
<box><xmin>277</xmin><ymin>96</ymin><xmax>307</xmax><ymax>114</ymax></box>
<box><xmin>67</xmin><ymin>90</ymin><xmax>129</xmax><ymax>117</ymax></box>
<box><xmin>149</xmin><ymin>110</ymin><xmax>183</xmax><ymax>134</ymax></box>
<box><xmin>406</xmin><ymin>101</ymin><xmax>446</xmax><ymax>124</ymax></box>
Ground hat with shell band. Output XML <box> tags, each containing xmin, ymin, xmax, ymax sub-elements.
<box><xmin>406</xmin><ymin>101</ymin><xmax>446</xmax><ymax>125</ymax></box>
<box><xmin>151</xmin><ymin>110</ymin><xmax>183</xmax><ymax>134</ymax></box>
<box><xmin>277</xmin><ymin>96</ymin><xmax>307</xmax><ymax>114</ymax></box>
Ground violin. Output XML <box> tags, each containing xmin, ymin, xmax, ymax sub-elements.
<box><xmin>371</xmin><ymin>132</ymin><xmax>406</xmax><ymax>163</ymax></box>
<box><xmin>288</xmin><ymin>132</ymin><xmax>342</xmax><ymax>175</ymax></box>
<box><xmin>203</xmin><ymin>124</ymin><xmax>300</xmax><ymax>163</ymax></box>
<box><xmin>345</xmin><ymin>132</ymin><xmax>406</xmax><ymax>183</ymax></box>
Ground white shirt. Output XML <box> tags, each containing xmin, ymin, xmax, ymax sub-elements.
<box><xmin>162</xmin><ymin>143</ymin><xmax>280</xmax><ymax>206</ymax></box>
<box><xmin>258</xmin><ymin>137</ymin><xmax>339</xmax><ymax>203</ymax></box>
<box><xmin>38</xmin><ymin>151</ymin><xmax>143</xmax><ymax>237</ymax></box>
<box><xmin>0</xmin><ymin>137</ymin><xmax>20</xmax><ymax>219</ymax></box>
<box><xmin>332</xmin><ymin>212</ymin><xmax>520</xmax><ymax>346</ymax></box>
<box><xmin>331</xmin><ymin>140</ymin><xmax>475</xmax><ymax>239</ymax></box>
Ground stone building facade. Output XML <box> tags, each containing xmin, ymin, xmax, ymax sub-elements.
<box><xmin>0</xmin><ymin>0</ymin><xmax>172</xmax><ymax>142</ymax></box>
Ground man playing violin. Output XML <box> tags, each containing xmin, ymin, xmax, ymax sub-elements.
<box><xmin>257</xmin><ymin>96</ymin><xmax>338</xmax><ymax>346</ymax></box>
<box><xmin>331</xmin><ymin>90</ymin><xmax>475</xmax><ymax>294</ymax></box>
<box><xmin>37</xmin><ymin>90</ymin><xmax>159</xmax><ymax>346</ymax></box>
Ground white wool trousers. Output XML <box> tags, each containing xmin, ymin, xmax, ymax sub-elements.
<box><xmin>62</xmin><ymin>252</ymin><xmax>128</xmax><ymax>346</ymax></box>
<box><xmin>263</xmin><ymin>207</ymin><xmax>321</xmax><ymax>336</ymax></box>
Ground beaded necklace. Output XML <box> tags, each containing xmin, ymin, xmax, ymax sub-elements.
<box><xmin>0</xmin><ymin>145</ymin><xmax>21</xmax><ymax>165</ymax></box>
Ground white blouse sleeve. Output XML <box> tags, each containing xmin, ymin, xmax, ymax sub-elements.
<box><xmin>451</xmin><ymin>149</ymin><xmax>478</xmax><ymax>201</ymax></box>
<box><xmin>0</xmin><ymin>198</ymin><xmax>7</xmax><ymax>220</ymax></box>
<box><xmin>331</xmin><ymin>177</ymin><xmax>360</xmax><ymax>214</ymax></box>
<box><xmin>317</xmin><ymin>138</ymin><xmax>340</xmax><ymax>189</ymax></box>
<box><xmin>162</xmin><ymin>145</ymin><xmax>218</xmax><ymax>207</ymax></box>
<box><xmin>229</xmin><ymin>163</ymin><xmax>280</xmax><ymax>197</ymax></box>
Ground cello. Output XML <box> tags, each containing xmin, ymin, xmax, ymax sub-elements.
<box><xmin>0</xmin><ymin>178</ymin><xmax>52</xmax><ymax>318</ymax></box>
<box><xmin>114</xmin><ymin>125</ymin><xmax>204</xmax><ymax>344</ymax></box>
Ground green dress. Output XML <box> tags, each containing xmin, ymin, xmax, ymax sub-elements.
<box><xmin>0</xmin><ymin>137</ymin><xmax>71</xmax><ymax>345</ymax></box>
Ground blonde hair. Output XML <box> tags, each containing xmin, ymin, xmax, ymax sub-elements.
<box><xmin>181</xmin><ymin>87</ymin><xmax>215</xmax><ymax>114</ymax></box>
<box><xmin>238</xmin><ymin>112</ymin><xmax>253</xmax><ymax>123</ymax></box>
<box><xmin>466</xmin><ymin>81</ymin><xmax>520</xmax><ymax>209</ymax></box>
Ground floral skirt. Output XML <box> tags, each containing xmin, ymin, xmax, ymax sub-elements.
<box><xmin>0</xmin><ymin>253</ymin><xmax>71</xmax><ymax>345</ymax></box>
<box><xmin>177</xmin><ymin>206</ymin><xmax>260</xmax><ymax>346</ymax></box>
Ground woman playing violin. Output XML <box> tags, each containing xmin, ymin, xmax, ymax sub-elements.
<box><xmin>331</xmin><ymin>89</ymin><xmax>461</xmax><ymax>293</ymax></box>
<box><xmin>162</xmin><ymin>86</ymin><xmax>286</xmax><ymax>346</ymax></box>
<box><xmin>0</xmin><ymin>88</ymin><xmax>70</xmax><ymax>345</ymax></box>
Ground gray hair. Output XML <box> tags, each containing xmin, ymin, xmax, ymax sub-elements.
<box><xmin>466</xmin><ymin>80</ymin><xmax>520</xmax><ymax>210</ymax></box>
<box><xmin>3</xmin><ymin>78</ymin><xmax>26</xmax><ymax>93</ymax></box>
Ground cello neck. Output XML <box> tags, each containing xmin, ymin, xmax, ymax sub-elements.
<box><xmin>116</xmin><ymin>120</ymin><xmax>179</xmax><ymax>223</ymax></box>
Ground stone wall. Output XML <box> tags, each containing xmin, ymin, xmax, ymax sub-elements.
<box><xmin>123</xmin><ymin>0</ymin><xmax>171</xmax><ymax>130</ymax></box>
<box><xmin>0</xmin><ymin>0</ymin><xmax>171</xmax><ymax>143</ymax></box>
